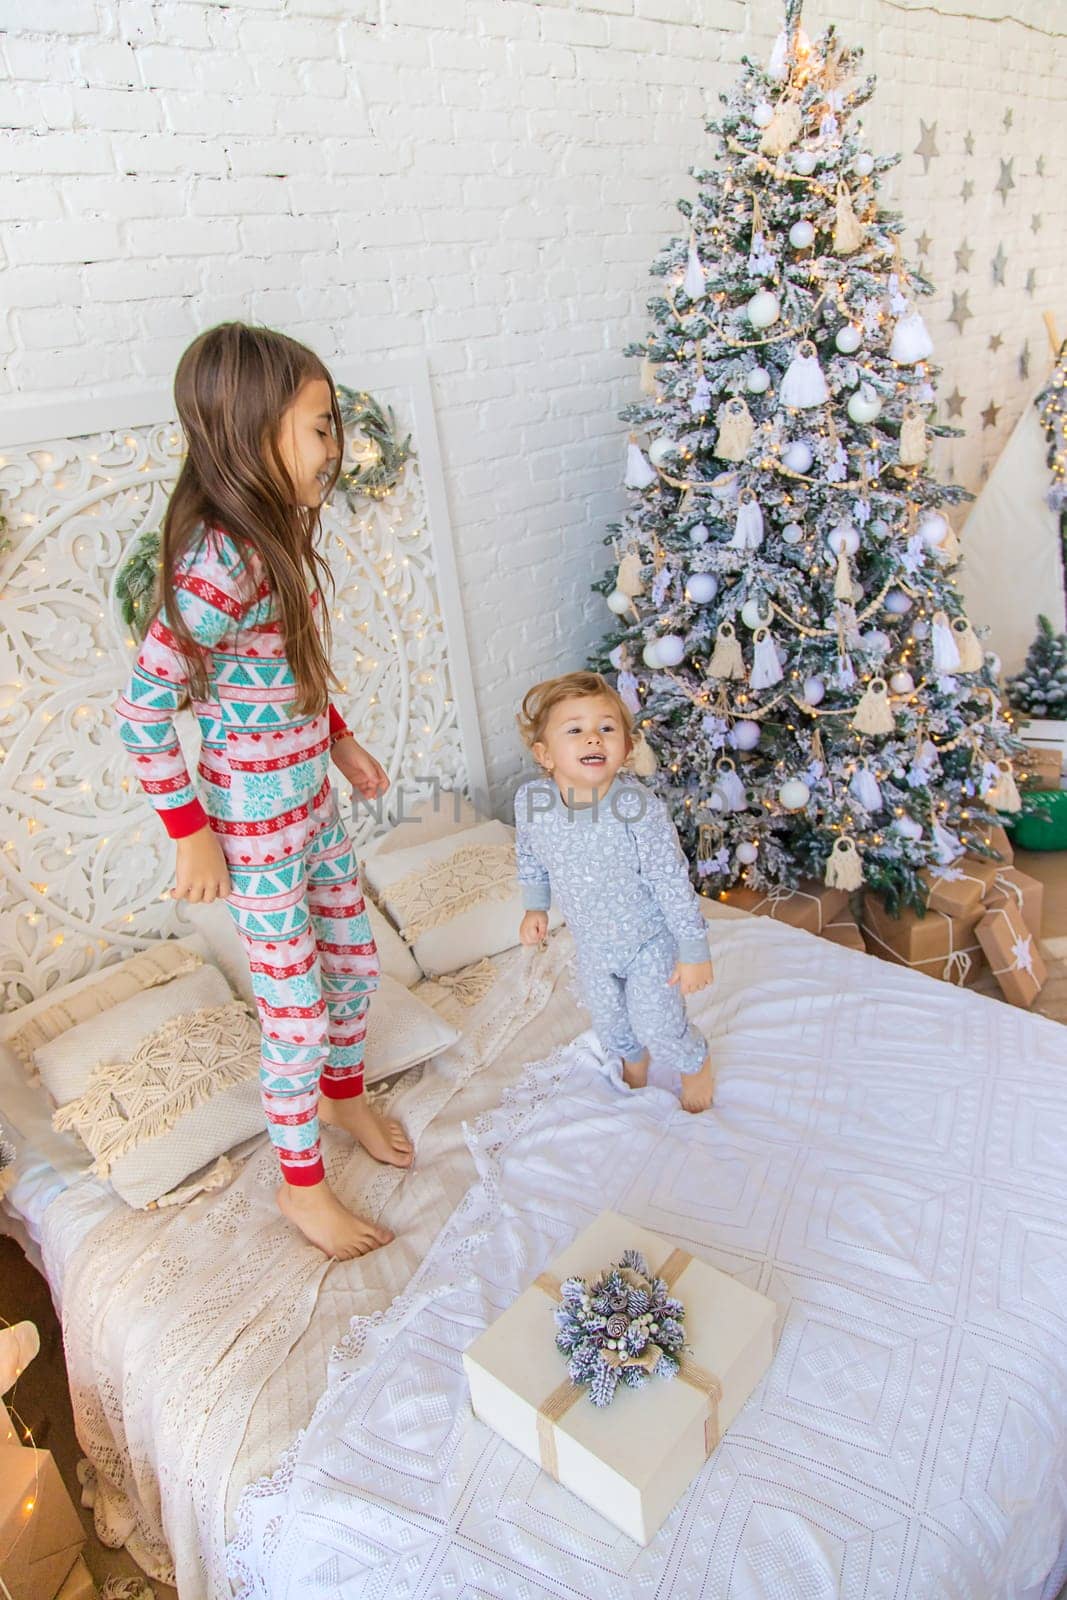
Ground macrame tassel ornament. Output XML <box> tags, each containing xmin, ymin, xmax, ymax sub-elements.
<box><xmin>628</xmin><ymin>729</ymin><xmax>657</xmax><ymax>777</ymax></box>
<box><xmin>849</xmin><ymin>765</ymin><xmax>883</xmax><ymax>811</ymax></box>
<box><xmin>708</xmin><ymin>620</ymin><xmax>746</xmax><ymax>680</ymax></box>
<box><xmin>951</xmin><ymin>614</ymin><xmax>984</xmax><ymax>672</ymax></box>
<box><xmin>851</xmin><ymin>676</ymin><xmax>896</xmax><ymax>735</ymax></box>
<box><xmin>625</xmin><ymin>437</ymin><xmax>657</xmax><ymax>490</ymax></box>
<box><xmin>889</xmin><ymin>308</ymin><xmax>934</xmax><ymax>364</ymax></box>
<box><xmin>932</xmin><ymin>610</ymin><xmax>962</xmax><ymax>673</ymax></box>
<box><xmin>616</xmin><ymin>550</ymin><xmax>645</xmax><ymax>598</ymax></box>
<box><xmin>779</xmin><ymin>340</ymin><xmax>830</xmax><ymax>408</ymax></box>
<box><xmin>750</xmin><ymin>626</ymin><xmax>784</xmax><ymax>689</ymax></box>
<box><xmin>983</xmin><ymin>757</ymin><xmax>1022</xmax><ymax>814</ymax></box>
<box><xmin>898</xmin><ymin>402</ymin><xmax>928</xmax><ymax>467</ymax></box>
<box><xmin>715</xmin><ymin>758</ymin><xmax>748</xmax><ymax>811</ymax></box>
<box><xmin>833</xmin><ymin>546</ymin><xmax>854</xmax><ymax>602</ymax></box>
<box><xmin>833</xmin><ymin>181</ymin><xmax>865</xmax><ymax>255</ymax></box>
<box><xmin>715</xmin><ymin>397</ymin><xmax>754</xmax><ymax>462</ymax></box>
<box><xmin>683</xmin><ymin>237</ymin><xmax>706</xmax><ymax>300</ymax></box>
<box><xmin>728</xmin><ymin>489</ymin><xmax>765</xmax><ymax>551</ymax></box>
<box><xmin>825</xmin><ymin>834</ymin><xmax>864</xmax><ymax>891</ymax></box>
<box><xmin>759</xmin><ymin>97</ymin><xmax>803</xmax><ymax>156</ymax></box>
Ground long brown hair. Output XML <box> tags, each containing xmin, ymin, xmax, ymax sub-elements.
<box><xmin>160</xmin><ymin>322</ymin><xmax>344</xmax><ymax>717</ymax></box>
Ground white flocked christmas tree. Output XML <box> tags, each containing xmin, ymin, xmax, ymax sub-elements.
<box><xmin>590</xmin><ymin>0</ymin><xmax>1020</xmax><ymax>913</ymax></box>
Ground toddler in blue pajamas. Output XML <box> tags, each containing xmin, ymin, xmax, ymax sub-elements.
<box><xmin>514</xmin><ymin>671</ymin><xmax>716</xmax><ymax>1112</ymax></box>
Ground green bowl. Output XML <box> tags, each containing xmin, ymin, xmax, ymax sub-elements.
<box><xmin>1007</xmin><ymin>789</ymin><xmax>1067</xmax><ymax>851</ymax></box>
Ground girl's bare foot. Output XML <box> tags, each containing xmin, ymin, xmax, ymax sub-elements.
<box><xmin>318</xmin><ymin>1093</ymin><xmax>415</xmax><ymax>1168</ymax></box>
<box><xmin>622</xmin><ymin>1050</ymin><xmax>650</xmax><ymax>1090</ymax></box>
<box><xmin>276</xmin><ymin>1179</ymin><xmax>393</xmax><ymax>1259</ymax></box>
<box><xmin>680</xmin><ymin>1053</ymin><xmax>715</xmax><ymax>1114</ymax></box>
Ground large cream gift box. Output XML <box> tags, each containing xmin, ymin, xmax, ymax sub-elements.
<box><xmin>0</xmin><ymin>1446</ymin><xmax>85</xmax><ymax>1600</ymax></box>
<box><xmin>463</xmin><ymin>1211</ymin><xmax>777</xmax><ymax>1545</ymax></box>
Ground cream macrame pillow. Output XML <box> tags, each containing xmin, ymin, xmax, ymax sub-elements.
<box><xmin>53</xmin><ymin>1000</ymin><xmax>264</xmax><ymax>1209</ymax></box>
<box><xmin>362</xmin><ymin>819</ymin><xmax>563</xmax><ymax>977</ymax></box>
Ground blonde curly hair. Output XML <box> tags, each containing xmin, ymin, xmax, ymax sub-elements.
<box><xmin>515</xmin><ymin>671</ymin><xmax>635</xmax><ymax>765</ymax></box>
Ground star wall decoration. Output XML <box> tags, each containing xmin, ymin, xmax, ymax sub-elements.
<box><xmin>982</xmin><ymin>400</ymin><xmax>1001</xmax><ymax>429</ymax></box>
<box><xmin>945</xmin><ymin>386</ymin><xmax>965</xmax><ymax>418</ymax></box>
<box><xmin>995</xmin><ymin>158</ymin><xmax>1015</xmax><ymax>204</ymax></box>
<box><xmin>954</xmin><ymin>239</ymin><xmax>973</xmax><ymax>273</ymax></box>
<box><xmin>991</xmin><ymin>243</ymin><xmax>1007</xmax><ymax>287</ymax></box>
<box><xmin>1025</xmin><ymin>267</ymin><xmax>1037</xmax><ymax>297</ymax></box>
<box><xmin>988</xmin><ymin>332</ymin><xmax>1004</xmax><ymax>352</ymax></box>
<box><xmin>961</xmin><ymin>178</ymin><xmax>975</xmax><ymax>202</ymax></box>
<box><xmin>915</xmin><ymin>120</ymin><xmax>940</xmax><ymax>173</ymax></box>
<box><xmin>964</xmin><ymin>131</ymin><xmax>975</xmax><ymax>156</ymax></box>
<box><xmin>948</xmin><ymin>291</ymin><xmax>973</xmax><ymax>334</ymax></box>
<box><xmin>1019</xmin><ymin>340</ymin><xmax>1031</xmax><ymax>380</ymax></box>
<box><xmin>916</xmin><ymin>229</ymin><xmax>933</xmax><ymax>257</ymax></box>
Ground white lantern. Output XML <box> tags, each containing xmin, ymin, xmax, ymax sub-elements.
<box><xmin>853</xmin><ymin>152</ymin><xmax>875</xmax><ymax>178</ymax></box>
<box><xmin>778</xmin><ymin>778</ymin><xmax>811</xmax><ymax>811</ymax></box>
<box><xmin>731</xmin><ymin>720</ymin><xmax>761</xmax><ymax>751</ymax></box>
<box><xmin>656</xmin><ymin>634</ymin><xmax>686</xmax><ymax>667</ymax></box>
<box><xmin>607</xmin><ymin>589</ymin><xmax>631</xmax><ymax>615</ymax></box>
<box><xmin>747</xmin><ymin>290</ymin><xmax>781</xmax><ymax>329</ymax></box>
<box><xmin>782</xmin><ymin>521</ymin><xmax>805</xmax><ymax>545</ymax></box>
<box><xmin>686</xmin><ymin>572</ymin><xmax>718</xmax><ymax>604</ymax></box>
<box><xmin>642</xmin><ymin>640</ymin><xmax>662</xmax><ymax>669</ymax></box>
<box><xmin>827</xmin><ymin>521</ymin><xmax>860</xmax><ymax>556</ymax></box>
<box><xmin>889</xmin><ymin>670</ymin><xmax>915</xmax><ymax>694</ymax></box>
<box><xmin>648</xmin><ymin>436</ymin><xmax>679</xmax><ymax>467</ymax></box>
<box><xmin>689</xmin><ymin>522</ymin><xmax>710</xmax><ymax>545</ymax></box>
<box><xmin>735</xmin><ymin>840</ymin><xmax>759</xmax><ymax>864</ymax></box>
<box><xmin>802</xmin><ymin>674</ymin><xmax>825</xmax><ymax>704</ymax></box>
<box><xmin>746</xmin><ymin>366</ymin><xmax>771</xmax><ymax>394</ymax></box>
<box><xmin>792</xmin><ymin>150</ymin><xmax>817</xmax><ymax>175</ymax></box>
<box><xmin>789</xmin><ymin>220</ymin><xmax>816</xmax><ymax>249</ymax></box>
<box><xmin>740</xmin><ymin>598</ymin><xmax>772</xmax><ymax>630</ymax></box>
<box><xmin>752</xmin><ymin>101</ymin><xmax>774</xmax><ymax>128</ymax></box>
<box><xmin>847</xmin><ymin>383</ymin><xmax>882</xmax><ymax>424</ymax></box>
<box><xmin>884</xmin><ymin>590</ymin><xmax>912</xmax><ymax>615</ymax></box>
<box><xmin>835</xmin><ymin>323</ymin><xmax>863</xmax><ymax>354</ymax></box>
<box><xmin>782</xmin><ymin>440</ymin><xmax>813</xmax><ymax>473</ymax></box>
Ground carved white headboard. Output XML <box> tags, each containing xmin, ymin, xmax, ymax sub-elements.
<box><xmin>0</xmin><ymin>355</ymin><xmax>486</xmax><ymax>1008</ymax></box>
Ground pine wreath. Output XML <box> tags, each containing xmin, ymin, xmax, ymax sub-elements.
<box><xmin>336</xmin><ymin>387</ymin><xmax>413</xmax><ymax>502</ymax></box>
<box><xmin>552</xmin><ymin>1249</ymin><xmax>687</xmax><ymax>1409</ymax></box>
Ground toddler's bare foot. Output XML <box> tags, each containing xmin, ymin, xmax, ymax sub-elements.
<box><xmin>680</xmin><ymin>1053</ymin><xmax>715</xmax><ymax>1114</ymax></box>
<box><xmin>622</xmin><ymin>1050</ymin><xmax>649</xmax><ymax>1090</ymax></box>
<box><xmin>318</xmin><ymin>1093</ymin><xmax>415</xmax><ymax>1168</ymax></box>
<box><xmin>276</xmin><ymin>1179</ymin><xmax>393</xmax><ymax>1260</ymax></box>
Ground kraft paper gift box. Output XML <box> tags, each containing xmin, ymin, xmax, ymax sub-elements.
<box><xmin>984</xmin><ymin>866</ymin><xmax>1044</xmax><ymax>939</ymax></box>
<box><xmin>0</xmin><ymin>1446</ymin><xmax>85</xmax><ymax>1600</ymax></box>
<box><xmin>55</xmin><ymin>1558</ymin><xmax>96</xmax><ymax>1600</ymax></box>
<box><xmin>463</xmin><ymin>1210</ymin><xmax>776</xmax><ymax>1547</ymax></box>
<box><xmin>919</xmin><ymin>856</ymin><xmax>999</xmax><ymax>918</ymax></box>
<box><xmin>971</xmin><ymin>821</ymin><xmax>1015</xmax><ymax>865</ymax></box>
<box><xmin>861</xmin><ymin>894</ymin><xmax>985</xmax><ymax>987</ymax></box>
<box><xmin>976</xmin><ymin>902</ymin><xmax>1048</xmax><ymax>1009</ymax></box>
<box><xmin>722</xmin><ymin>879</ymin><xmax>849</xmax><ymax>936</ymax></box>
<box><xmin>821</xmin><ymin>906</ymin><xmax>865</xmax><ymax>952</ymax></box>
<box><xmin>1018</xmin><ymin>746</ymin><xmax>1063</xmax><ymax>792</ymax></box>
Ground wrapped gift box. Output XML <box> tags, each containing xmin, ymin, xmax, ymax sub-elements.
<box><xmin>1018</xmin><ymin>746</ymin><xmax>1063</xmax><ymax>792</ymax></box>
<box><xmin>976</xmin><ymin>902</ymin><xmax>1048</xmax><ymax>1009</ymax></box>
<box><xmin>55</xmin><ymin>1558</ymin><xmax>96</xmax><ymax>1600</ymax></box>
<box><xmin>861</xmin><ymin>894</ymin><xmax>985</xmax><ymax>987</ymax></box>
<box><xmin>463</xmin><ymin>1210</ymin><xmax>776</xmax><ymax>1546</ymax></box>
<box><xmin>722</xmin><ymin>879</ymin><xmax>849</xmax><ymax>936</ymax></box>
<box><xmin>821</xmin><ymin>907</ymin><xmax>865</xmax><ymax>952</ymax></box>
<box><xmin>969</xmin><ymin>821</ymin><xmax>1015</xmax><ymax>865</ymax></box>
<box><xmin>920</xmin><ymin>857</ymin><xmax>999</xmax><ymax>918</ymax></box>
<box><xmin>0</xmin><ymin>1447</ymin><xmax>85</xmax><ymax>1600</ymax></box>
<box><xmin>984</xmin><ymin>867</ymin><xmax>1043</xmax><ymax>938</ymax></box>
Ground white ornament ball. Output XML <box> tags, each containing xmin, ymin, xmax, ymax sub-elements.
<box><xmin>642</xmin><ymin>640</ymin><xmax>662</xmax><ymax>669</ymax></box>
<box><xmin>827</xmin><ymin>522</ymin><xmax>860</xmax><ymax>557</ymax></box>
<box><xmin>862</xmin><ymin>630</ymin><xmax>891</xmax><ymax>655</ymax></box>
<box><xmin>893</xmin><ymin>816</ymin><xmax>924</xmax><ymax>841</ymax></box>
<box><xmin>735</xmin><ymin>840</ymin><xmax>760</xmax><ymax>864</ymax></box>
<box><xmin>685</xmin><ymin>572</ymin><xmax>718</xmax><ymax>604</ymax></box>
<box><xmin>731</xmin><ymin>719</ymin><xmax>761</xmax><ymax>751</ymax></box>
<box><xmin>746</xmin><ymin>366</ymin><xmax>771</xmax><ymax>394</ymax></box>
<box><xmin>740</xmin><ymin>598</ymin><xmax>771</xmax><ymax>630</ymax></box>
<box><xmin>789</xmin><ymin>220</ymin><xmax>816</xmax><ymax>249</ymax></box>
<box><xmin>782</xmin><ymin>521</ymin><xmax>805</xmax><ymax>545</ymax></box>
<box><xmin>782</xmin><ymin>440</ymin><xmax>813</xmax><ymax>473</ymax></box>
<box><xmin>656</xmin><ymin>634</ymin><xmax>686</xmax><ymax>667</ymax></box>
<box><xmin>778</xmin><ymin>778</ymin><xmax>811</xmax><ymax>811</ymax></box>
<box><xmin>853</xmin><ymin>152</ymin><xmax>875</xmax><ymax>177</ymax></box>
<box><xmin>889</xmin><ymin>670</ymin><xmax>915</xmax><ymax>694</ymax></box>
<box><xmin>911</xmin><ymin>618</ymin><xmax>931</xmax><ymax>640</ymax></box>
<box><xmin>689</xmin><ymin>522</ymin><xmax>710</xmax><ymax>545</ymax></box>
<box><xmin>752</xmin><ymin>101</ymin><xmax>774</xmax><ymax>128</ymax></box>
<box><xmin>607</xmin><ymin>589</ymin><xmax>631</xmax><ymax>615</ymax></box>
<box><xmin>747</xmin><ymin>290</ymin><xmax>781</xmax><ymax>330</ymax></box>
<box><xmin>802</xmin><ymin>674</ymin><xmax>825</xmax><ymax>705</ymax></box>
<box><xmin>648</xmin><ymin>436</ymin><xmax>679</xmax><ymax>467</ymax></box>
<box><xmin>884</xmin><ymin>589</ymin><xmax>912</xmax><ymax>615</ymax></box>
<box><xmin>835</xmin><ymin>323</ymin><xmax>863</xmax><ymax>354</ymax></box>
<box><xmin>847</xmin><ymin>383</ymin><xmax>882</xmax><ymax>424</ymax></box>
<box><xmin>919</xmin><ymin>511</ymin><xmax>949</xmax><ymax>549</ymax></box>
<box><xmin>792</xmin><ymin>150</ymin><xmax>817</xmax><ymax>175</ymax></box>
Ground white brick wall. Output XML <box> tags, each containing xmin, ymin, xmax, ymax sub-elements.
<box><xmin>2</xmin><ymin>0</ymin><xmax>1066</xmax><ymax>806</ymax></box>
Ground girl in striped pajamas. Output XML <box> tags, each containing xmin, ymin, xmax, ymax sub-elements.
<box><xmin>116</xmin><ymin>323</ymin><xmax>413</xmax><ymax>1260</ymax></box>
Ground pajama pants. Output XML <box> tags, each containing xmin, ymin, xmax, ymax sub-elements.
<box><xmin>575</xmin><ymin>925</ymin><xmax>707</xmax><ymax>1076</ymax></box>
<box><xmin>203</xmin><ymin>756</ymin><xmax>380</xmax><ymax>1186</ymax></box>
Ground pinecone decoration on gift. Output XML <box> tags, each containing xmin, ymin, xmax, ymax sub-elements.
<box><xmin>552</xmin><ymin>1249</ymin><xmax>688</xmax><ymax>1408</ymax></box>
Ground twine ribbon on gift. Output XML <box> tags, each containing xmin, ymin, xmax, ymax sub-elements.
<box><xmin>993</xmin><ymin>871</ymin><xmax>1024</xmax><ymax>910</ymax></box>
<box><xmin>751</xmin><ymin>884</ymin><xmax>829</xmax><ymax>933</ymax></box>
<box><xmin>531</xmin><ymin>1250</ymin><xmax>723</xmax><ymax>1480</ymax></box>
<box><xmin>985</xmin><ymin>905</ymin><xmax>1038</xmax><ymax>984</ymax></box>
<box><xmin>861</xmin><ymin>916</ymin><xmax>976</xmax><ymax>986</ymax></box>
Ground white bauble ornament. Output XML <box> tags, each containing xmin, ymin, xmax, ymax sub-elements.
<box><xmin>747</xmin><ymin>290</ymin><xmax>780</xmax><ymax>329</ymax></box>
<box><xmin>778</xmin><ymin>778</ymin><xmax>811</xmax><ymax>811</ymax></box>
<box><xmin>889</xmin><ymin>670</ymin><xmax>915</xmax><ymax>694</ymax></box>
<box><xmin>752</xmin><ymin>101</ymin><xmax>774</xmax><ymax>128</ymax></box>
<box><xmin>852</xmin><ymin>151</ymin><xmax>875</xmax><ymax>178</ymax></box>
<box><xmin>884</xmin><ymin>589</ymin><xmax>912</xmax><ymax>614</ymax></box>
<box><xmin>607</xmin><ymin>589</ymin><xmax>631</xmax><ymax>616</ymax></box>
<box><xmin>746</xmin><ymin>366</ymin><xmax>771</xmax><ymax>394</ymax></box>
<box><xmin>740</xmin><ymin>597</ymin><xmax>772</xmax><ymax>630</ymax></box>
<box><xmin>893</xmin><ymin>815</ymin><xmax>924</xmax><ymax>841</ymax></box>
<box><xmin>792</xmin><ymin>150</ymin><xmax>817</xmax><ymax>175</ymax></box>
<box><xmin>735</xmin><ymin>840</ymin><xmax>759</xmax><ymax>864</ymax></box>
<box><xmin>782</xmin><ymin>521</ymin><xmax>805</xmax><ymax>545</ymax></box>
<box><xmin>919</xmin><ymin>511</ymin><xmax>949</xmax><ymax>549</ymax></box>
<box><xmin>862</xmin><ymin>630</ymin><xmax>891</xmax><ymax>655</ymax></box>
<box><xmin>802</xmin><ymin>674</ymin><xmax>825</xmax><ymax>705</ymax></box>
<box><xmin>731</xmin><ymin>720</ymin><xmax>761</xmax><ymax>751</ymax></box>
<box><xmin>827</xmin><ymin>520</ymin><xmax>860</xmax><ymax>556</ymax></box>
<box><xmin>689</xmin><ymin>522</ymin><xmax>710</xmax><ymax>545</ymax></box>
<box><xmin>642</xmin><ymin>640</ymin><xmax>662</xmax><ymax>669</ymax></box>
<box><xmin>648</xmin><ymin>436</ymin><xmax>679</xmax><ymax>467</ymax></box>
<box><xmin>789</xmin><ymin>220</ymin><xmax>816</xmax><ymax>249</ymax></box>
<box><xmin>911</xmin><ymin>618</ymin><xmax>930</xmax><ymax>640</ymax></box>
<box><xmin>835</xmin><ymin>323</ymin><xmax>863</xmax><ymax>354</ymax></box>
<box><xmin>847</xmin><ymin>383</ymin><xmax>882</xmax><ymax>424</ymax></box>
<box><xmin>889</xmin><ymin>309</ymin><xmax>934</xmax><ymax>365</ymax></box>
<box><xmin>782</xmin><ymin>440</ymin><xmax>813</xmax><ymax>473</ymax></box>
<box><xmin>686</xmin><ymin>572</ymin><xmax>718</xmax><ymax>604</ymax></box>
<box><xmin>656</xmin><ymin>634</ymin><xmax>686</xmax><ymax>667</ymax></box>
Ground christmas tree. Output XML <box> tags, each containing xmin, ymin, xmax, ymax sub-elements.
<box><xmin>589</xmin><ymin>0</ymin><xmax>1019</xmax><ymax>913</ymax></box>
<box><xmin>1007</xmin><ymin>615</ymin><xmax>1067</xmax><ymax>720</ymax></box>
